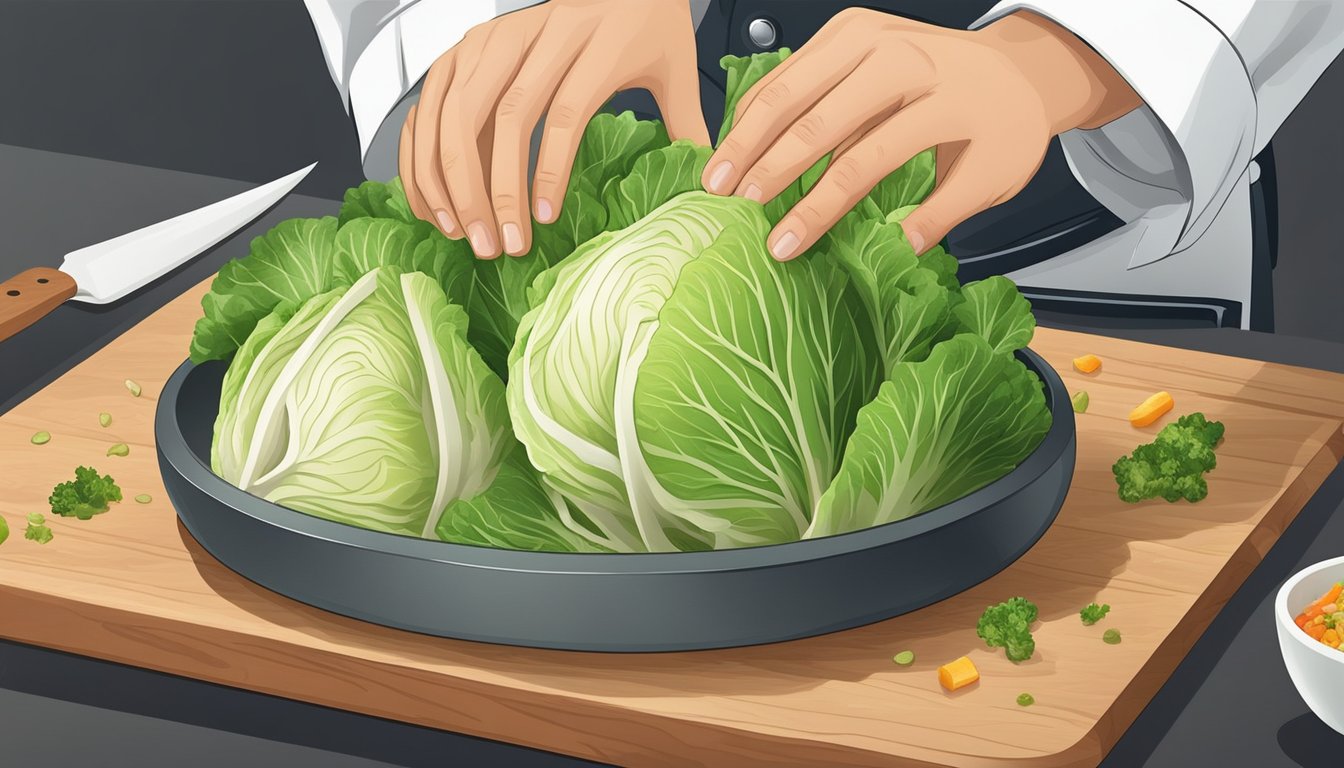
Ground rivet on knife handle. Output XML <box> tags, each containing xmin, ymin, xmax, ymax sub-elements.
<box><xmin>0</xmin><ymin>267</ymin><xmax>78</xmax><ymax>342</ymax></box>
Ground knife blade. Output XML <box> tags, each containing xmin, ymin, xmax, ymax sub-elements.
<box><xmin>0</xmin><ymin>162</ymin><xmax>316</xmax><ymax>342</ymax></box>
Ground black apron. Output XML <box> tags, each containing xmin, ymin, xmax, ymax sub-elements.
<box><xmin>612</xmin><ymin>0</ymin><xmax>1277</xmax><ymax>329</ymax></box>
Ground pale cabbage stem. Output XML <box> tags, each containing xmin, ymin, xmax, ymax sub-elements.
<box><xmin>239</xmin><ymin>271</ymin><xmax>378</xmax><ymax>489</ymax></box>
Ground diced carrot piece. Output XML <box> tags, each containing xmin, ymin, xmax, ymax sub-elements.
<box><xmin>1312</xmin><ymin>583</ymin><xmax>1343</xmax><ymax>608</ymax></box>
<box><xmin>1305</xmin><ymin>605</ymin><xmax>1324</xmax><ymax>620</ymax></box>
<box><xmin>938</xmin><ymin>657</ymin><xmax>980</xmax><ymax>692</ymax></box>
<box><xmin>1129</xmin><ymin>391</ymin><xmax>1175</xmax><ymax>427</ymax></box>
<box><xmin>1073</xmin><ymin>354</ymin><xmax>1102</xmax><ymax>374</ymax></box>
<box><xmin>1307</xmin><ymin>623</ymin><xmax>1327</xmax><ymax>640</ymax></box>
<box><xmin>1296</xmin><ymin>614</ymin><xmax>1312</xmax><ymax>628</ymax></box>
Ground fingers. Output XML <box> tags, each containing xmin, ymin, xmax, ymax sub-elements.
<box><xmin>733</xmin><ymin>75</ymin><xmax>891</xmax><ymax>204</ymax></box>
<box><xmin>399</xmin><ymin>105</ymin><xmax>431</xmax><ymax>223</ymax></box>
<box><xmin>703</xmin><ymin>51</ymin><xmax>857</xmax><ymax>196</ymax></box>
<box><xmin>412</xmin><ymin>55</ymin><xmax>460</xmax><ymax>237</ymax></box>
<box><xmin>531</xmin><ymin>55</ymin><xmax>609</xmax><ymax>224</ymax></box>
<box><xmin>650</xmin><ymin>52</ymin><xmax>711</xmax><ymax>145</ymax></box>
<box><xmin>491</xmin><ymin>24</ymin><xmax>581</xmax><ymax>255</ymax></box>
<box><xmin>900</xmin><ymin>141</ymin><xmax>1017</xmax><ymax>254</ymax></box>
<box><xmin>439</xmin><ymin>28</ymin><xmax>528</xmax><ymax>259</ymax></box>
<box><xmin>768</xmin><ymin>102</ymin><xmax>939</xmax><ymax>260</ymax></box>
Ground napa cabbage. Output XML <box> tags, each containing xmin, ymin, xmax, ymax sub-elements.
<box><xmin>195</xmin><ymin>49</ymin><xmax>1053</xmax><ymax>553</ymax></box>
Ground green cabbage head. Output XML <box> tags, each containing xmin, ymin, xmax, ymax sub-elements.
<box><xmin>212</xmin><ymin>266</ymin><xmax>510</xmax><ymax>537</ymax></box>
<box><xmin>508</xmin><ymin>191</ymin><xmax>882</xmax><ymax>552</ymax></box>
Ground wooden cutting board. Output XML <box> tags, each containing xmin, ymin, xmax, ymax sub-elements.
<box><xmin>1</xmin><ymin>277</ymin><xmax>1342</xmax><ymax>768</ymax></box>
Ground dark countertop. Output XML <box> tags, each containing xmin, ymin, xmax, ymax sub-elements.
<box><xmin>2</xmin><ymin>143</ymin><xmax>1342</xmax><ymax>768</ymax></box>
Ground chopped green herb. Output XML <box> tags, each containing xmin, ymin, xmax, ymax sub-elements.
<box><xmin>134</xmin><ymin>493</ymin><xmax>152</xmax><ymax>504</ymax></box>
<box><xmin>25</xmin><ymin>513</ymin><xmax>53</xmax><ymax>544</ymax></box>
<box><xmin>1080</xmin><ymin>603</ymin><xmax>1111</xmax><ymax>626</ymax></box>
<box><xmin>49</xmin><ymin>466</ymin><xmax>122</xmax><ymax>519</ymax></box>
<box><xmin>99</xmin><ymin>412</ymin><xmax>112</xmax><ymax>428</ymax></box>
<box><xmin>1017</xmin><ymin>693</ymin><xmax>1035</xmax><ymax>707</ymax></box>
<box><xmin>124</xmin><ymin>379</ymin><xmax>142</xmax><ymax>397</ymax></box>
<box><xmin>1114</xmin><ymin>413</ymin><xmax>1225</xmax><ymax>503</ymax></box>
<box><xmin>892</xmin><ymin>650</ymin><xmax>915</xmax><ymax>666</ymax></box>
<box><xmin>977</xmin><ymin>597</ymin><xmax>1039</xmax><ymax>663</ymax></box>
<box><xmin>31</xmin><ymin>431</ymin><xmax>51</xmax><ymax>445</ymax></box>
<box><xmin>1070</xmin><ymin>391</ymin><xmax>1089</xmax><ymax>414</ymax></box>
<box><xmin>0</xmin><ymin>515</ymin><xmax>9</xmax><ymax>545</ymax></box>
<box><xmin>106</xmin><ymin>443</ymin><xmax>130</xmax><ymax>457</ymax></box>
<box><xmin>1103</xmin><ymin>629</ymin><xmax>1122</xmax><ymax>645</ymax></box>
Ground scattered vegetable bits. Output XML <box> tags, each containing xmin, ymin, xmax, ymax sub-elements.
<box><xmin>938</xmin><ymin>657</ymin><xmax>979</xmax><ymax>691</ymax></box>
<box><xmin>1080</xmin><ymin>602</ymin><xmax>1111</xmax><ymax>626</ymax></box>
<box><xmin>977</xmin><ymin>597</ymin><xmax>1038</xmax><ymax>662</ymax></box>
<box><xmin>1129</xmin><ymin>391</ymin><xmax>1174</xmax><ymax>427</ymax></box>
<box><xmin>25</xmin><ymin>513</ymin><xmax>53</xmax><ymax>544</ymax></box>
<box><xmin>1113</xmin><ymin>413</ymin><xmax>1225</xmax><ymax>503</ymax></box>
<box><xmin>1071</xmin><ymin>391</ymin><xmax>1089</xmax><ymax>414</ymax></box>
<box><xmin>49</xmin><ymin>466</ymin><xmax>122</xmax><ymax>520</ymax></box>
<box><xmin>892</xmin><ymin>650</ymin><xmax>915</xmax><ymax>666</ymax></box>
<box><xmin>134</xmin><ymin>494</ymin><xmax>152</xmax><ymax>504</ymax></box>
<box><xmin>0</xmin><ymin>515</ymin><xmax>8</xmax><ymax>546</ymax></box>
<box><xmin>1017</xmin><ymin>693</ymin><xmax>1035</xmax><ymax>707</ymax></box>
<box><xmin>1293</xmin><ymin>582</ymin><xmax>1344</xmax><ymax>651</ymax></box>
<box><xmin>1073</xmin><ymin>354</ymin><xmax>1102</xmax><ymax>374</ymax></box>
<box><xmin>1103</xmin><ymin>629</ymin><xmax>1122</xmax><ymax>645</ymax></box>
<box><xmin>125</xmin><ymin>379</ymin><xmax>142</xmax><ymax>397</ymax></box>
<box><xmin>31</xmin><ymin>431</ymin><xmax>51</xmax><ymax>445</ymax></box>
<box><xmin>99</xmin><ymin>412</ymin><xmax>112</xmax><ymax>428</ymax></box>
<box><xmin>107</xmin><ymin>443</ymin><xmax>130</xmax><ymax>457</ymax></box>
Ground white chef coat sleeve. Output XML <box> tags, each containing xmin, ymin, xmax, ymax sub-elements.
<box><xmin>971</xmin><ymin>1</ymin><xmax>1344</xmax><ymax>267</ymax></box>
<box><xmin>304</xmin><ymin>0</ymin><xmax>714</xmax><ymax>180</ymax></box>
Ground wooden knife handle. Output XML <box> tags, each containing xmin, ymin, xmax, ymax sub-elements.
<box><xmin>0</xmin><ymin>267</ymin><xmax>78</xmax><ymax>343</ymax></box>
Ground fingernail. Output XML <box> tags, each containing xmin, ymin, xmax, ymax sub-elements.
<box><xmin>770</xmin><ymin>229</ymin><xmax>801</xmax><ymax>261</ymax></box>
<box><xmin>535</xmin><ymin>198</ymin><xmax>555</xmax><ymax>223</ymax></box>
<box><xmin>467</xmin><ymin>221</ymin><xmax>497</xmax><ymax>259</ymax></box>
<box><xmin>706</xmin><ymin>161</ymin><xmax>734</xmax><ymax>194</ymax></box>
<box><xmin>742</xmin><ymin>183</ymin><xmax>763</xmax><ymax>203</ymax></box>
<box><xmin>502</xmin><ymin>222</ymin><xmax>525</xmax><ymax>255</ymax></box>
<box><xmin>434</xmin><ymin>209</ymin><xmax>458</xmax><ymax>236</ymax></box>
<box><xmin>907</xmin><ymin>230</ymin><xmax>925</xmax><ymax>254</ymax></box>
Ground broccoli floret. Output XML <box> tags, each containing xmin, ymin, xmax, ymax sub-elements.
<box><xmin>25</xmin><ymin>513</ymin><xmax>53</xmax><ymax>544</ymax></box>
<box><xmin>48</xmin><ymin>465</ymin><xmax>122</xmax><ymax>520</ymax></box>
<box><xmin>1080</xmin><ymin>602</ymin><xmax>1111</xmax><ymax>625</ymax></box>
<box><xmin>977</xmin><ymin>597</ymin><xmax>1038</xmax><ymax>663</ymax></box>
<box><xmin>1113</xmin><ymin>413</ymin><xmax>1225</xmax><ymax>503</ymax></box>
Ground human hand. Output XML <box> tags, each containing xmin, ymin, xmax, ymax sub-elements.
<box><xmin>703</xmin><ymin>9</ymin><xmax>1142</xmax><ymax>260</ymax></box>
<box><xmin>401</xmin><ymin>0</ymin><xmax>709</xmax><ymax>258</ymax></box>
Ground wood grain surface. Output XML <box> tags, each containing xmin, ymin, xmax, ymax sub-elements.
<box><xmin>0</xmin><ymin>267</ymin><xmax>77</xmax><ymax>342</ymax></box>
<box><xmin>1</xmin><ymin>278</ymin><xmax>1342</xmax><ymax>768</ymax></box>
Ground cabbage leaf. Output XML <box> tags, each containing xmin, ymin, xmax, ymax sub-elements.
<box><xmin>805</xmin><ymin>334</ymin><xmax>1052</xmax><ymax>538</ymax></box>
<box><xmin>630</xmin><ymin>223</ymin><xmax>880</xmax><ymax>549</ymax></box>
<box><xmin>214</xmin><ymin>267</ymin><xmax>509</xmax><ymax>538</ymax></box>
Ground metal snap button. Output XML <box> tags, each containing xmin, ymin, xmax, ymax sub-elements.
<box><xmin>747</xmin><ymin>17</ymin><xmax>777</xmax><ymax>49</ymax></box>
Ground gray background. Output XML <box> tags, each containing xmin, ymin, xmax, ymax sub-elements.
<box><xmin>1</xmin><ymin>2</ymin><xmax>1343</xmax><ymax>767</ymax></box>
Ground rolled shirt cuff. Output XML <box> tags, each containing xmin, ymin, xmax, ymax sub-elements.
<box><xmin>970</xmin><ymin>1</ymin><xmax>1256</xmax><ymax>267</ymax></box>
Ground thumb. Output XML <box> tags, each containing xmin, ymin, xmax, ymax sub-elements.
<box><xmin>652</xmin><ymin>61</ymin><xmax>711</xmax><ymax>145</ymax></box>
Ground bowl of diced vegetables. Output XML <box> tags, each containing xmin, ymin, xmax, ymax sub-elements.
<box><xmin>1277</xmin><ymin>556</ymin><xmax>1344</xmax><ymax>734</ymax></box>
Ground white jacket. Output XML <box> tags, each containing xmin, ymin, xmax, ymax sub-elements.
<box><xmin>303</xmin><ymin>0</ymin><xmax>1344</xmax><ymax>327</ymax></box>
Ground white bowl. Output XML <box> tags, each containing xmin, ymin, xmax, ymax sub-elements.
<box><xmin>1276</xmin><ymin>555</ymin><xmax>1344</xmax><ymax>734</ymax></box>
